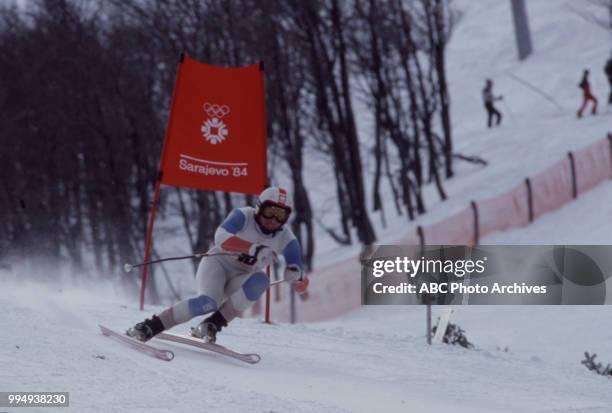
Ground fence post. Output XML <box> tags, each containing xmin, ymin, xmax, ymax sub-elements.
<box><xmin>525</xmin><ymin>177</ymin><xmax>534</xmax><ymax>222</ymax></box>
<box><xmin>568</xmin><ymin>151</ymin><xmax>577</xmax><ymax>199</ymax></box>
<box><xmin>417</xmin><ymin>224</ymin><xmax>432</xmax><ymax>345</ymax></box>
<box><xmin>470</xmin><ymin>201</ymin><xmax>479</xmax><ymax>246</ymax></box>
<box><xmin>417</xmin><ymin>225</ymin><xmax>425</xmax><ymax>250</ymax></box>
<box><xmin>426</xmin><ymin>304</ymin><xmax>432</xmax><ymax>345</ymax></box>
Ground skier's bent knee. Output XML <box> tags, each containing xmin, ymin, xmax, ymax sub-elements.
<box><xmin>242</xmin><ymin>271</ymin><xmax>270</xmax><ymax>301</ymax></box>
<box><xmin>187</xmin><ymin>294</ymin><xmax>218</xmax><ymax>316</ymax></box>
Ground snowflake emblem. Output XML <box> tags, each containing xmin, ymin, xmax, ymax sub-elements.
<box><xmin>201</xmin><ymin>117</ymin><xmax>228</xmax><ymax>145</ymax></box>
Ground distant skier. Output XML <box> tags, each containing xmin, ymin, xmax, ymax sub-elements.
<box><xmin>127</xmin><ymin>186</ymin><xmax>309</xmax><ymax>343</ymax></box>
<box><xmin>605</xmin><ymin>54</ymin><xmax>612</xmax><ymax>105</ymax></box>
<box><xmin>482</xmin><ymin>79</ymin><xmax>503</xmax><ymax>128</ymax></box>
<box><xmin>577</xmin><ymin>69</ymin><xmax>598</xmax><ymax>118</ymax></box>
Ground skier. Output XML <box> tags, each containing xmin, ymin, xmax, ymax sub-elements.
<box><xmin>127</xmin><ymin>186</ymin><xmax>309</xmax><ymax>344</ymax></box>
<box><xmin>482</xmin><ymin>79</ymin><xmax>503</xmax><ymax>128</ymax></box>
<box><xmin>577</xmin><ymin>69</ymin><xmax>598</xmax><ymax>118</ymax></box>
<box><xmin>605</xmin><ymin>54</ymin><xmax>612</xmax><ymax>105</ymax></box>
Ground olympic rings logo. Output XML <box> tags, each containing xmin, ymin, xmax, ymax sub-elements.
<box><xmin>203</xmin><ymin>103</ymin><xmax>230</xmax><ymax>118</ymax></box>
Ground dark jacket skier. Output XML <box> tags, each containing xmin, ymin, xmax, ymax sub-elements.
<box><xmin>482</xmin><ymin>79</ymin><xmax>503</xmax><ymax>128</ymax></box>
<box><xmin>604</xmin><ymin>55</ymin><xmax>612</xmax><ymax>105</ymax></box>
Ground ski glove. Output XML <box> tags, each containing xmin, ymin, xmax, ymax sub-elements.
<box><xmin>284</xmin><ymin>264</ymin><xmax>303</xmax><ymax>282</ymax></box>
<box><xmin>293</xmin><ymin>277</ymin><xmax>309</xmax><ymax>295</ymax></box>
<box><xmin>237</xmin><ymin>244</ymin><xmax>277</xmax><ymax>267</ymax></box>
<box><xmin>248</xmin><ymin>244</ymin><xmax>277</xmax><ymax>267</ymax></box>
<box><xmin>285</xmin><ymin>264</ymin><xmax>308</xmax><ymax>294</ymax></box>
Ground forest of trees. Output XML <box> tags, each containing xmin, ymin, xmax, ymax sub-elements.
<box><xmin>0</xmin><ymin>0</ymin><xmax>478</xmax><ymax>286</ymax></box>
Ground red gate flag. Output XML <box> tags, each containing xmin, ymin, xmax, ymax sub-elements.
<box><xmin>140</xmin><ymin>54</ymin><xmax>269</xmax><ymax>310</ymax></box>
<box><xmin>159</xmin><ymin>53</ymin><xmax>268</xmax><ymax>194</ymax></box>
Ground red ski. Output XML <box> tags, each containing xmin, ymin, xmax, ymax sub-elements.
<box><xmin>99</xmin><ymin>325</ymin><xmax>175</xmax><ymax>362</ymax></box>
<box><xmin>156</xmin><ymin>332</ymin><xmax>261</xmax><ymax>364</ymax></box>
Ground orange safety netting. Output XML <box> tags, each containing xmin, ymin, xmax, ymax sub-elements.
<box><xmin>530</xmin><ymin>157</ymin><xmax>574</xmax><ymax>219</ymax></box>
<box><xmin>421</xmin><ymin>207</ymin><xmax>475</xmax><ymax>245</ymax></box>
<box><xmin>574</xmin><ymin>138</ymin><xmax>612</xmax><ymax>195</ymax></box>
<box><xmin>479</xmin><ymin>182</ymin><xmax>530</xmax><ymax>237</ymax></box>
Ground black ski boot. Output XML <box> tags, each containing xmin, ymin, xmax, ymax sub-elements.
<box><xmin>126</xmin><ymin>315</ymin><xmax>165</xmax><ymax>342</ymax></box>
<box><xmin>191</xmin><ymin>311</ymin><xmax>228</xmax><ymax>344</ymax></box>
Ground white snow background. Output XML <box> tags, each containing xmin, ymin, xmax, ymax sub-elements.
<box><xmin>1</xmin><ymin>0</ymin><xmax>612</xmax><ymax>412</ymax></box>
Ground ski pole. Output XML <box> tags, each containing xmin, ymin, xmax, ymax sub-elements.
<box><xmin>123</xmin><ymin>252</ymin><xmax>240</xmax><ymax>273</ymax></box>
<box><xmin>501</xmin><ymin>98</ymin><xmax>517</xmax><ymax>123</ymax></box>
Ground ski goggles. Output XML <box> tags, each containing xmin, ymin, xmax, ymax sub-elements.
<box><xmin>259</xmin><ymin>203</ymin><xmax>291</xmax><ymax>223</ymax></box>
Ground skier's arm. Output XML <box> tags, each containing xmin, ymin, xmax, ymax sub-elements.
<box><xmin>215</xmin><ymin>209</ymin><xmax>252</xmax><ymax>253</ymax></box>
<box><xmin>282</xmin><ymin>238</ymin><xmax>309</xmax><ymax>294</ymax></box>
<box><xmin>214</xmin><ymin>210</ymin><xmax>277</xmax><ymax>265</ymax></box>
<box><xmin>282</xmin><ymin>238</ymin><xmax>304</xmax><ymax>275</ymax></box>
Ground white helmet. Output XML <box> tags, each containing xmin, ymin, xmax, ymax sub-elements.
<box><xmin>255</xmin><ymin>186</ymin><xmax>293</xmax><ymax>214</ymax></box>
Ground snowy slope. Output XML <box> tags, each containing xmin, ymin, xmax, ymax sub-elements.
<box><xmin>286</xmin><ymin>0</ymin><xmax>612</xmax><ymax>268</ymax></box>
<box><xmin>2</xmin><ymin>282</ymin><xmax>612</xmax><ymax>413</ymax></box>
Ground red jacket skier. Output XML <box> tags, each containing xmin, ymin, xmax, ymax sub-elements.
<box><xmin>577</xmin><ymin>69</ymin><xmax>598</xmax><ymax>118</ymax></box>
